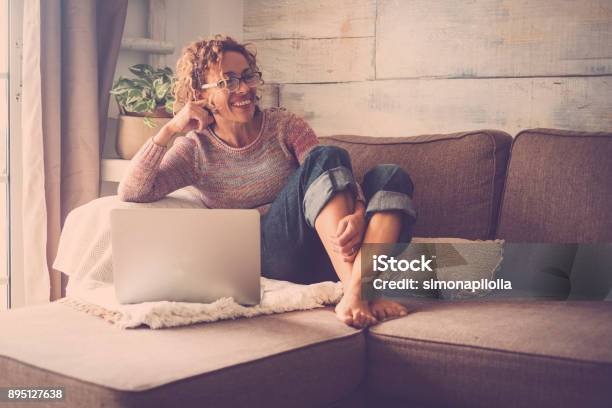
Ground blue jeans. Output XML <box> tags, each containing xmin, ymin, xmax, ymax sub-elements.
<box><xmin>261</xmin><ymin>145</ymin><xmax>417</xmax><ymax>284</ymax></box>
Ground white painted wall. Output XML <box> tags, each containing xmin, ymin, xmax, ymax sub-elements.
<box><xmin>167</xmin><ymin>0</ymin><xmax>244</xmax><ymax>65</ymax></box>
<box><xmin>245</xmin><ymin>0</ymin><xmax>612</xmax><ymax>137</ymax></box>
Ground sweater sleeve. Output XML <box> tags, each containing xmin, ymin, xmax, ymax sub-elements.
<box><xmin>285</xmin><ymin>113</ymin><xmax>366</xmax><ymax>204</ymax></box>
<box><xmin>117</xmin><ymin>136</ymin><xmax>200</xmax><ymax>202</ymax></box>
<box><xmin>285</xmin><ymin>114</ymin><xmax>320</xmax><ymax>166</ymax></box>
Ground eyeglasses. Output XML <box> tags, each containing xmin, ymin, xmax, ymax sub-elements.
<box><xmin>200</xmin><ymin>70</ymin><xmax>263</xmax><ymax>93</ymax></box>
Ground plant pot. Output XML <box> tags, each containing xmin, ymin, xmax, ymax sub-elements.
<box><xmin>116</xmin><ymin>114</ymin><xmax>176</xmax><ymax>159</ymax></box>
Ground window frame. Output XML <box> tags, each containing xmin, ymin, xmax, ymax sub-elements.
<box><xmin>0</xmin><ymin>0</ymin><xmax>10</xmax><ymax>310</ymax></box>
<box><xmin>6</xmin><ymin>0</ymin><xmax>22</xmax><ymax>309</ymax></box>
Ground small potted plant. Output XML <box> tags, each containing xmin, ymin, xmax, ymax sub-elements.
<box><xmin>110</xmin><ymin>64</ymin><xmax>177</xmax><ymax>159</ymax></box>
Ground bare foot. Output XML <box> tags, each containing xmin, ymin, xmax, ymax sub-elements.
<box><xmin>370</xmin><ymin>298</ymin><xmax>408</xmax><ymax>321</ymax></box>
<box><xmin>335</xmin><ymin>290</ymin><xmax>377</xmax><ymax>329</ymax></box>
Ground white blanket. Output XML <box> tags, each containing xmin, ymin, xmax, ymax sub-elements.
<box><xmin>53</xmin><ymin>190</ymin><xmax>343</xmax><ymax>329</ymax></box>
<box><xmin>59</xmin><ymin>278</ymin><xmax>343</xmax><ymax>329</ymax></box>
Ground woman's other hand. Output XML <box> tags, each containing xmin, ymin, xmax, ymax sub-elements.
<box><xmin>153</xmin><ymin>100</ymin><xmax>215</xmax><ymax>147</ymax></box>
<box><xmin>330</xmin><ymin>210</ymin><xmax>366</xmax><ymax>263</ymax></box>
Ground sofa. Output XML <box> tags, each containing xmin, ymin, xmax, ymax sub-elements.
<box><xmin>1</xmin><ymin>127</ymin><xmax>611</xmax><ymax>408</ymax></box>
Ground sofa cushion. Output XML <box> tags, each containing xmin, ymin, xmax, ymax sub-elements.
<box><xmin>366</xmin><ymin>300</ymin><xmax>612</xmax><ymax>408</ymax></box>
<box><xmin>0</xmin><ymin>303</ymin><xmax>364</xmax><ymax>408</ymax></box>
<box><xmin>496</xmin><ymin>128</ymin><xmax>612</xmax><ymax>242</ymax></box>
<box><xmin>321</xmin><ymin>130</ymin><xmax>512</xmax><ymax>240</ymax></box>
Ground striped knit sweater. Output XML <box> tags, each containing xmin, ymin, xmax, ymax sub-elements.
<box><xmin>118</xmin><ymin>107</ymin><xmax>363</xmax><ymax>214</ymax></box>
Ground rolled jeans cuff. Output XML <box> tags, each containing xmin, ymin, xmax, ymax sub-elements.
<box><xmin>365</xmin><ymin>190</ymin><xmax>417</xmax><ymax>221</ymax></box>
<box><xmin>303</xmin><ymin>166</ymin><xmax>359</xmax><ymax>228</ymax></box>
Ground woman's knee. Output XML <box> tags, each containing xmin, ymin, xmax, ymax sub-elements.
<box><xmin>363</xmin><ymin>164</ymin><xmax>414</xmax><ymax>197</ymax></box>
<box><xmin>303</xmin><ymin>145</ymin><xmax>353</xmax><ymax>171</ymax></box>
<box><xmin>362</xmin><ymin>164</ymin><xmax>417</xmax><ymax>233</ymax></box>
<box><xmin>301</xmin><ymin>146</ymin><xmax>359</xmax><ymax>228</ymax></box>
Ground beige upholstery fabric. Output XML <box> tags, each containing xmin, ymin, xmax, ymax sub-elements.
<box><xmin>0</xmin><ymin>303</ymin><xmax>364</xmax><ymax>408</ymax></box>
<box><xmin>366</xmin><ymin>300</ymin><xmax>612</xmax><ymax>408</ymax></box>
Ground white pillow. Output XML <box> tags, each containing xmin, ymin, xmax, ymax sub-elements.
<box><xmin>53</xmin><ymin>187</ymin><xmax>206</xmax><ymax>294</ymax></box>
<box><xmin>412</xmin><ymin>237</ymin><xmax>504</xmax><ymax>299</ymax></box>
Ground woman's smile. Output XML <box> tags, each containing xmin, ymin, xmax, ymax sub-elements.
<box><xmin>230</xmin><ymin>95</ymin><xmax>254</xmax><ymax>110</ymax></box>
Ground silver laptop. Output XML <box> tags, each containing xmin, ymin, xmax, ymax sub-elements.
<box><xmin>110</xmin><ymin>208</ymin><xmax>260</xmax><ymax>305</ymax></box>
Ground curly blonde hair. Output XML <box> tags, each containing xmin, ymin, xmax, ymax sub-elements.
<box><xmin>172</xmin><ymin>34</ymin><xmax>262</xmax><ymax>113</ymax></box>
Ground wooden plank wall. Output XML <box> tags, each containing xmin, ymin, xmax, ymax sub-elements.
<box><xmin>244</xmin><ymin>0</ymin><xmax>612</xmax><ymax>137</ymax></box>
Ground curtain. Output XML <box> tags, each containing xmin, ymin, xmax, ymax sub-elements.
<box><xmin>21</xmin><ymin>0</ymin><xmax>127</xmax><ymax>304</ymax></box>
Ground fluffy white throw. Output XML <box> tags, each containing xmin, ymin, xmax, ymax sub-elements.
<box><xmin>59</xmin><ymin>278</ymin><xmax>343</xmax><ymax>330</ymax></box>
<box><xmin>53</xmin><ymin>190</ymin><xmax>343</xmax><ymax>330</ymax></box>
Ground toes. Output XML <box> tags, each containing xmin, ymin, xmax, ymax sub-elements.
<box><xmin>336</xmin><ymin>302</ymin><xmax>382</xmax><ymax>329</ymax></box>
<box><xmin>361</xmin><ymin>310</ymin><xmax>378</xmax><ymax>327</ymax></box>
<box><xmin>353</xmin><ymin>311</ymin><xmax>366</xmax><ymax>328</ymax></box>
<box><xmin>370</xmin><ymin>302</ymin><xmax>389</xmax><ymax>320</ymax></box>
<box><xmin>338</xmin><ymin>313</ymin><xmax>353</xmax><ymax>327</ymax></box>
<box><xmin>350</xmin><ymin>311</ymin><xmax>360</xmax><ymax>328</ymax></box>
<box><xmin>390</xmin><ymin>303</ymin><xmax>408</xmax><ymax>317</ymax></box>
<box><xmin>355</xmin><ymin>310</ymin><xmax>377</xmax><ymax>328</ymax></box>
<box><xmin>336</xmin><ymin>308</ymin><xmax>354</xmax><ymax>327</ymax></box>
<box><xmin>369</xmin><ymin>300</ymin><xmax>409</xmax><ymax>321</ymax></box>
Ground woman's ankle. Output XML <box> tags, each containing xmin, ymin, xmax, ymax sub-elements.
<box><xmin>343</xmin><ymin>280</ymin><xmax>362</xmax><ymax>298</ymax></box>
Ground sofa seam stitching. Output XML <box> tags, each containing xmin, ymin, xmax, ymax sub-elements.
<box><xmin>322</xmin><ymin>129</ymin><xmax>512</xmax><ymax>147</ymax></box>
<box><xmin>486</xmin><ymin>131</ymin><xmax>496</xmax><ymax>240</ymax></box>
<box><xmin>367</xmin><ymin>332</ymin><xmax>612</xmax><ymax>367</ymax></box>
<box><xmin>518</xmin><ymin>128</ymin><xmax>612</xmax><ymax>138</ymax></box>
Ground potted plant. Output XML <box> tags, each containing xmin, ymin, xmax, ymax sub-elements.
<box><xmin>110</xmin><ymin>64</ymin><xmax>177</xmax><ymax>159</ymax></box>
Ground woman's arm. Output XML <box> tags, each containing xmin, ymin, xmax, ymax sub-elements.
<box><xmin>118</xmin><ymin>100</ymin><xmax>213</xmax><ymax>202</ymax></box>
<box><xmin>285</xmin><ymin>114</ymin><xmax>320</xmax><ymax>166</ymax></box>
<box><xmin>117</xmin><ymin>126</ymin><xmax>200</xmax><ymax>202</ymax></box>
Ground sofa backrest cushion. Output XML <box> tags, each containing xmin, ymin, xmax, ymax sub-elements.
<box><xmin>320</xmin><ymin>130</ymin><xmax>512</xmax><ymax>240</ymax></box>
<box><xmin>496</xmin><ymin>128</ymin><xmax>612</xmax><ymax>242</ymax></box>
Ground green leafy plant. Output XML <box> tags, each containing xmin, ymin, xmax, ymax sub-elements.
<box><xmin>110</xmin><ymin>64</ymin><xmax>175</xmax><ymax>128</ymax></box>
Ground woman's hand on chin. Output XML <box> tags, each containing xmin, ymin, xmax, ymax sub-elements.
<box><xmin>166</xmin><ymin>99</ymin><xmax>215</xmax><ymax>134</ymax></box>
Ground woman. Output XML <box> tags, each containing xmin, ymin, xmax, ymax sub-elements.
<box><xmin>118</xmin><ymin>35</ymin><xmax>417</xmax><ymax>329</ymax></box>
